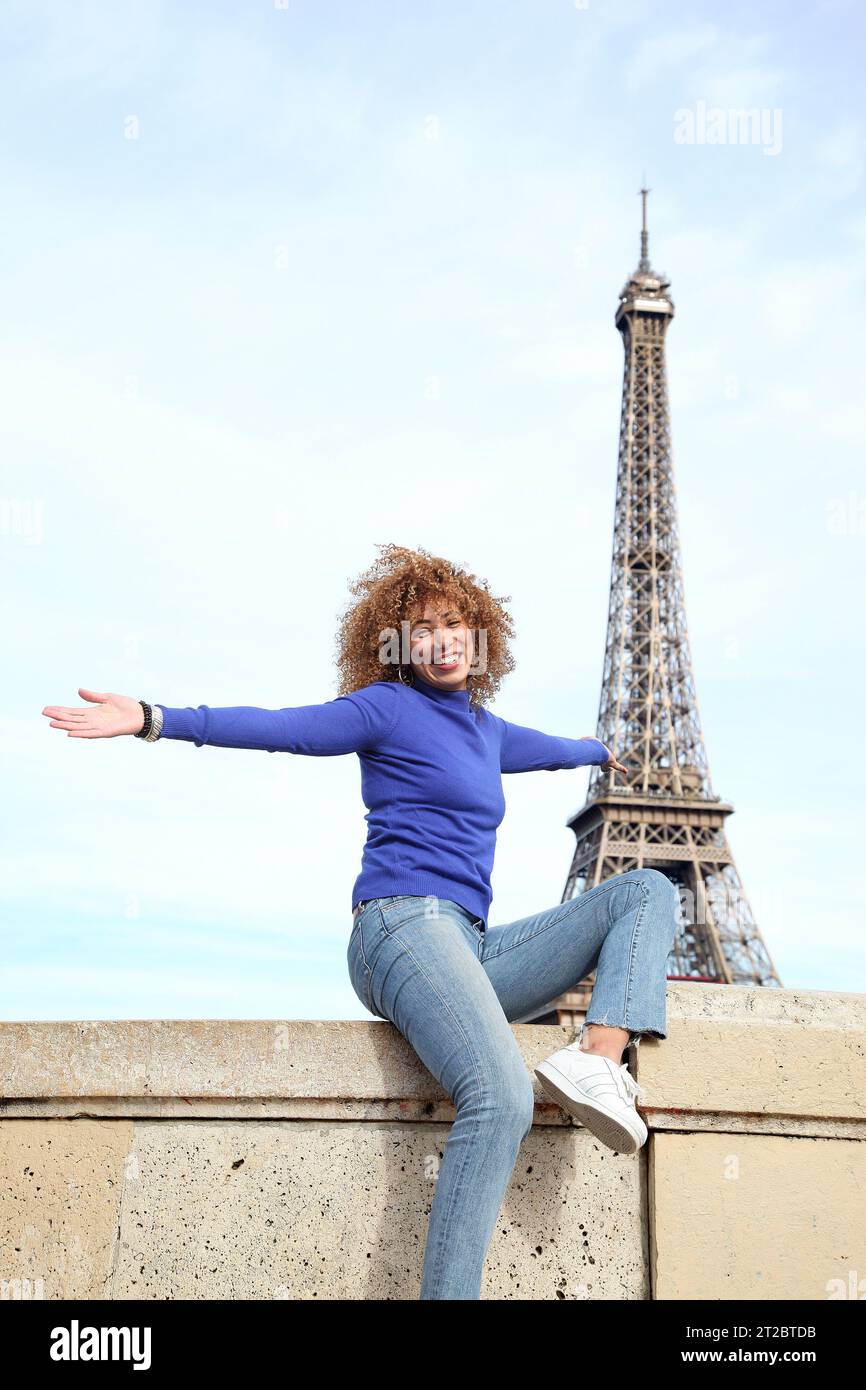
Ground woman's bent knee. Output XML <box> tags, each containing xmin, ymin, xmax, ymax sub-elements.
<box><xmin>630</xmin><ymin>866</ymin><xmax>671</xmax><ymax>891</ymax></box>
<box><xmin>629</xmin><ymin>867</ymin><xmax>679</xmax><ymax>913</ymax></box>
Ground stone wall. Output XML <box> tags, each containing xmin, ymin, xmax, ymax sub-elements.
<box><xmin>1</xmin><ymin>984</ymin><xmax>864</xmax><ymax>1300</ymax></box>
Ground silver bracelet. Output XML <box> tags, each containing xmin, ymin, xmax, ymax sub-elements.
<box><xmin>143</xmin><ymin>703</ymin><xmax>164</xmax><ymax>742</ymax></box>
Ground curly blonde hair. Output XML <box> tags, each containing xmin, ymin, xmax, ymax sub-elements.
<box><xmin>334</xmin><ymin>543</ymin><xmax>516</xmax><ymax>710</ymax></box>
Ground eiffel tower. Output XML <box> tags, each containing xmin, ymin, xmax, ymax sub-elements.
<box><xmin>526</xmin><ymin>190</ymin><xmax>782</xmax><ymax>1028</ymax></box>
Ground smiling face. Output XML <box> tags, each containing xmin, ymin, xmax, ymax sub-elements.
<box><xmin>407</xmin><ymin>596</ymin><xmax>474</xmax><ymax>691</ymax></box>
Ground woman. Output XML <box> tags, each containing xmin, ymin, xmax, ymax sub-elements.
<box><xmin>42</xmin><ymin>542</ymin><xmax>678</xmax><ymax>1301</ymax></box>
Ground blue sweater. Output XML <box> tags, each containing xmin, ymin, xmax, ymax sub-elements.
<box><xmin>155</xmin><ymin>673</ymin><xmax>609</xmax><ymax>928</ymax></box>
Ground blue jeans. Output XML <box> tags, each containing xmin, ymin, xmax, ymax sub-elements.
<box><xmin>346</xmin><ymin>867</ymin><xmax>679</xmax><ymax>1300</ymax></box>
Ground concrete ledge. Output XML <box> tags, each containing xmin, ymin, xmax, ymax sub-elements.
<box><xmin>636</xmin><ymin>984</ymin><xmax>866</xmax><ymax>1138</ymax></box>
<box><xmin>1</xmin><ymin>1018</ymin><xmax>577</xmax><ymax>1122</ymax></box>
<box><xmin>2</xmin><ymin>983</ymin><xmax>864</xmax><ymax>1299</ymax></box>
<box><xmin>3</xmin><ymin>985</ymin><xmax>864</xmax><ymax>1133</ymax></box>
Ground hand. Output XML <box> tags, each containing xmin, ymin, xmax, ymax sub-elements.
<box><xmin>581</xmin><ymin>735</ymin><xmax>628</xmax><ymax>779</ymax></box>
<box><xmin>603</xmin><ymin>751</ymin><xmax>629</xmax><ymax>777</ymax></box>
<box><xmin>41</xmin><ymin>688</ymin><xmax>146</xmax><ymax>738</ymax></box>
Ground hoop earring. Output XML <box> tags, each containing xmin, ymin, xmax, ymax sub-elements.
<box><xmin>398</xmin><ymin>664</ymin><xmax>415</xmax><ymax>687</ymax></box>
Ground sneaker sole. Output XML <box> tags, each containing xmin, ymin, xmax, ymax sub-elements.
<box><xmin>534</xmin><ymin>1059</ymin><xmax>647</xmax><ymax>1154</ymax></box>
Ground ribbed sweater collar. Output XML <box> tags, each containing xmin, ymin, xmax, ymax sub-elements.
<box><xmin>411</xmin><ymin>671</ymin><xmax>471</xmax><ymax>707</ymax></box>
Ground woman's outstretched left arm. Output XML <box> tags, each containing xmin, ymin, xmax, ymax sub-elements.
<box><xmin>495</xmin><ymin>714</ymin><xmax>624</xmax><ymax>775</ymax></box>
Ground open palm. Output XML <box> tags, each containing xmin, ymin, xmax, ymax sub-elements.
<box><xmin>41</xmin><ymin>688</ymin><xmax>145</xmax><ymax>738</ymax></box>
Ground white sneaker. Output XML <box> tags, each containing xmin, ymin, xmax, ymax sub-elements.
<box><xmin>534</xmin><ymin>1044</ymin><xmax>648</xmax><ymax>1154</ymax></box>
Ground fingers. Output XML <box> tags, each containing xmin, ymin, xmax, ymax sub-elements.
<box><xmin>41</xmin><ymin>689</ymin><xmax>108</xmax><ymax>716</ymax></box>
<box><xmin>45</xmin><ymin>710</ymin><xmax>98</xmax><ymax>732</ymax></box>
<box><xmin>592</xmin><ymin>739</ymin><xmax>629</xmax><ymax>774</ymax></box>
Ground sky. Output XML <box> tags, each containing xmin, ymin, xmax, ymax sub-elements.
<box><xmin>2</xmin><ymin>0</ymin><xmax>865</xmax><ymax>1022</ymax></box>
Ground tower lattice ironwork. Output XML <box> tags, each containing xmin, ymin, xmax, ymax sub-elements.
<box><xmin>525</xmin><ymin>190</ymin><xmax>782</xmax><ymax>1028</ymax></box>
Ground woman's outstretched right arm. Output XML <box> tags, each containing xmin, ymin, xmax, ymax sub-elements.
<box><xmin>42</xmin><ymin>682</ymin><xmax>401</xmax><ymax>755</ymax></box>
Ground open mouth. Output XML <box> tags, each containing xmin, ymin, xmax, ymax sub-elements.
<box><xmin>433</xmin><ymin>654</ymin><xmax>461</xmax><ymax>669</ymax></box>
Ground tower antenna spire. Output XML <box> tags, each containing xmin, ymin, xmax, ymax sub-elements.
<box><xmin>639</xmin><ymin>183</ymin><xmax>651</xmax><ymax>271</ymax></box>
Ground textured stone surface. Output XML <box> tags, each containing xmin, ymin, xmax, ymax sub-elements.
<box><xmin>650</xmin><ymin>1130</ymin><xmax>866</xmax><ymax>1300</ymax></box>
<box><xmin>0</xmin><ymin>1119</ymin><xmax>131</xmax><ymax>1300</ymax></box>
<box><xmin>2</xmin><ymin>983</ymin><xmax>864</xmax><ymax>1300</ymax></box>
<box><xmin>110</xmin><ymin>1120</ymin><xmax>645</xmax><ymax>1301</ymax></box>
<box><xmin>0</xmin><ymin>1018</ymin><xmax>578</xmax><ymax>1108</ymax></box>
<box><xmin>634</xmin><ymin>984</ymin><xmax>866</xmax><ymax>1126</ymax></box>
<box><xmin>0</xmin><ymin>1118</ymin><xmax>645</xmax><ymax>1300</ymax></box>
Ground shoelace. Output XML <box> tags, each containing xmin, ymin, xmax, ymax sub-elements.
<box><xmin>617</xmin><ymin>1063</ymin><xmax>646</xmax><ymax>1103</ymax></box>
